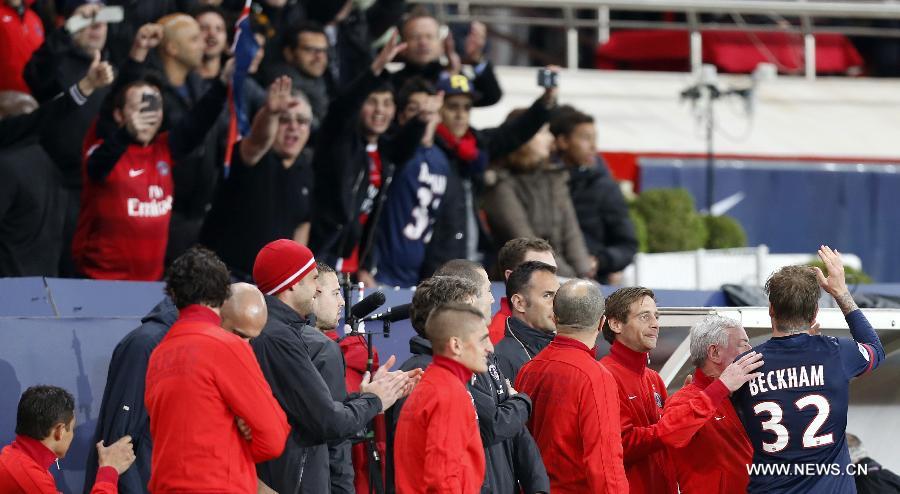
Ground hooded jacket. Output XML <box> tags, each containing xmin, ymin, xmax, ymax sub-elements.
<box><xmin>566</xmin><ymin>157</ymin><xmax>638</xmax><ymax>279</ymax></box>
<box><xmin>84</xmin><ymin>298</ymin><xmax>178</xmax><ymax>494</ymax></box>
<box><xmin>252</xmin><ymin>296</ymin><xmax>382</xmax><ymax>494</ymax></box>
<box><xmin>482</xmin><ymin>164</ymin><xmax>592</xmax><ymax>278</ymax></box>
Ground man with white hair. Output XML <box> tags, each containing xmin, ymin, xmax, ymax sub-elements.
<box><xmin>665</xmin><ymin>315</ymin><xmax>761</xmax><ymax>493</ymax></box>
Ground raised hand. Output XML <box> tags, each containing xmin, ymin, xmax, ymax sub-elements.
<box><xmin>463</xmin><ymin>21</ymin><xmax>487</xmax><ymax>64</ymax></box>
<box><xmin>265</xmin><ymin>76</ymin><xmax>296</xmax><ymax>114</ymax></box>
<box><xmin>97</xmin><ymin>435</ymin><xmax>136</xmax><ymax>475</ymax></box>
<box><xmin>541</xmin><ymin>65</ymin><xmax>560</xmax><ymax>106</ymax></box>
<box><xmin>127</xmin><ymin>107</ymin><xmax>160</xmax><ymax>145</ymax></box>
<box><xmin>718</xmin><ymin>351</ymin><xmax>765</xmax><ymax>392</ymax></box>
<box><xmin>812</xmin><ymin>245</ymin><xmax>859</xmax><ymax>315</ymax></box>
<box><xmin>417</xmin><ymin>90</ymin><xmax>444</xmax><ymax>124</ymax></box>
<box><xmin>130</xmin><ymin>23</ymin><xmax>163</xmax><ymax>62</ymax></box>
<box><xmin>219</xmin><ymin>57</ymin><xmax>236</xmax><ymax>85</ymax></box>
<box><xmin>78</xmin><ymin>51</ymin><xmax>115</xmax><ymax>96</ymax></box>
<box><xmin>371</xmin><ymin>31</ymin><xmax>407</xmax><ymax>76</ymax></box>
<box><xmin>444</xmin><ymin>30</ymin><xmax>462</xmax><ymax>75</ymax></box>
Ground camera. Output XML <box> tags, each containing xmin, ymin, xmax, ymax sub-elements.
<box><xmin>141</xmin><ymin>93</ymin><xmax>162</xmax><ymax>113</ymax></box>
<box><xmin>537</xmin><ymin>68</ymin><xmax>558</xmax><ymax>88</ymax></box>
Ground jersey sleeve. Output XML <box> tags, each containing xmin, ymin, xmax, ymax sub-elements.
<box><xmin>841</xmin><ymin>309</ymin><xmax>885</xmax><ymax>378</ymax></box>
<box><xmin>837</xmin><ymin>337</ymin><xmax>876</xmax><ymax>379</ymax></box>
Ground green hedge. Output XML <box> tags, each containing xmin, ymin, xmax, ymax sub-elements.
<box><xmin>629</xmin><ymin>188</ymin><xmax>748</xmax><ymax>252</ymax></box>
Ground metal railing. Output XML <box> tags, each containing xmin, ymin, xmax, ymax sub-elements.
<box><xmin>411</xmin><ymin>0</ymin><xmax>900</xmax><ymax>79</ymax></box>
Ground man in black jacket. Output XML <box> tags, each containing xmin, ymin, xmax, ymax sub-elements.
<box><xmin>309</xmin><ymin>33</ymin><xmax>426</xmax><ymax>286</ymax></box>
<box><xmin>0</xmin><ymin>57</ymin><xmax>113</xmax><ymax>277</ymax></box>
<box><xmin>24</xmin><ymin>1</ymin><xmax>116</xmax><ymax>275</ymax></box>
<box><xmin>425</xmin><ymin>71</ymin><xmax>558</xmax><ymax>275</ymax></box>
<box><xmin>493</xmin><ymin>261</ymin><xmax>559</xmax><ymax>381</ymax></box>
<box><xmin>250</xmin><ymin>239</ymin><xmax>414</xmax><ymax>494</ymax></box>
<box><xmin>550</xmin><ymin>106</ymin><xmax>637</xmax><ymax>284</ymax></box>
<box><xmin>393</xmin><ymin>10</ymin><xmax>502</xmax><ymax>107</ymax></box>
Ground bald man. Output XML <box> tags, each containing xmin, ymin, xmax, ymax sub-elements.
<box><xmin>221</xmin><ymin>282</ymin><xmax>269</xmax><ymax>339</ymax></box>
<box><xmin>516</xmin><ymin>280</ymin><xmax>629</xmax><ymax>493</ymax></box>
<box><xmin>394</xmin><ymin>303</ymin><xmax>493</xmax><ymax>493</ymax></box>
<box><xmin>123</xmin><ymin>17</ymin><xmax>227</xmax><ymax>263</ymax></box>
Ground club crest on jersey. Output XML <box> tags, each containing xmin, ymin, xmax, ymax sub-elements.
<box><xmin>156</xmin><ymin>161</ymin><xmax>170</xmax><ymax>176</ymax></box>
<box><xmin>654</xmin><ymin>391</ymin><xmax>663</xmax><ymax>409</ymax></box>
<box><xmin>489</xmin><ymin>364</ymin><xmax>500</xmax><ymax>383</ymax></box>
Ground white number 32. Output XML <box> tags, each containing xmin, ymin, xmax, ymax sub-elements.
<box><xmin>752</xmin><ymin>394</ymin><xmax>834</xmax><ymax>453</ymax></box>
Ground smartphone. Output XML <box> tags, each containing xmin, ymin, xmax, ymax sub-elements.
<box><xmin>141</xmin><ymin>93</ymin><xmax>161</xmax><ymax>113</ymax></box>
<box><xmin>537</xmin><ymin>68</ymin><xmax>559</xmax><ymax>88</ymax></box>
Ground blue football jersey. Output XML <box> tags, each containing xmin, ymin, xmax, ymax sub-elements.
<box><xmin>732</xmin><ymin>311</ymin><xmax>881</xmax><ymax>494</ymax></box>
<box><xmin>374</xmin><ymin>145</ymin><xmax>450</xmax><ymax>286</ymax></box>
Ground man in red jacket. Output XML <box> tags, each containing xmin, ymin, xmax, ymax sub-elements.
<box><xmin>146</xmin><ymin>247</ymin><xmax>290</xmax><ymax>493</ymax></box>
<box><xmin>600</xmin><ymin>287</ymin><xmax>763</xmax><ymax>494</ymax></box>
<box><xmin>488</xmin><ymin>238</ymin><xmax>557</xmax><ymax>344</ymax></box>
<box><xmin>600</xmin><ymin>287</ymin><xmax>674</xmax><ymax>493</ymax></box>
<box><xmin>666</xmin><ymin>315</ymin><xmax>759</xmax><ymax>493</ymax></box>
<box><xmin>517</xmin><ymin>279</ymin><xmax>628</xmax><ymax>493</ymax></box>
<box><xmin>0</xmin><ymin>0</ymin><xmax>44</xmax><ymax>92</ymax></box>
<box><xmin>394</xmin><ymin>303</ymin><xmax>492</xmax><ymax>493</ymax></box>
<box><xmin>0</xmin><ymin>385</ymin><xmax>135</xmax><ymax>493</ymax></box>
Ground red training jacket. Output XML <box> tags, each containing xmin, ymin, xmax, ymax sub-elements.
<box><xmin>666</xmin><ymin>368</ymin><xmax>753</xmax><ymax>493</ymax></box>
<box><xmin>601</xmin><ymin>341</ymin><xmax>678</xmax><ymax>494</ymax></box>
<box><xmin>145</xmin><ymin>305</ymin><xmax>289</xmax><ymax>493</ymax></box>
<box><xmin>488</xmin><ymin>297</ymin><xmax>511</xmax><ymax>345</ymax></box>
<box><xmin>73</xmin><ymin>133</ymin><xmax>175</xmax><ymax>281</ymax></box>
<box><xmin>0</xmin><ymin>4</ymin><xmax>44</xmax><ymax>93</ymax></box>
<box><xmin>326</xmin><ymin>330</ymin><xmax>387</xmax><ymax>494</ymax></box>
<box><xmin>0</xmin><ymin>435</ymin><xmax>118</xmax><ymax>494</ymax></box>
<box><xmin>516</xmin><ymin>335</ymin><xmax>629</xmax><ymax>493</ymax></box>
<box><xmin>394</xmin><ymin>355</ymin><xmax>485</xmax><ymax>494</ymax></box>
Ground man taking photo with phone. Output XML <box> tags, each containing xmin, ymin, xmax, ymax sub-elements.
<box><xmin>72</xmin><ymin>57</ymin><xmax>233</xmax><ymax>281</ymax></box>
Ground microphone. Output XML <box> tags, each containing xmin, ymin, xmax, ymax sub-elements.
<box><xmin>362</xmin><ymin>303</ymin><xmax>411</xmax><ymax>323</ymax></box>
<box><xmin>349</xmin><ymin>291</ymin><xmax>386</xmax><ymax>321</ymax></box>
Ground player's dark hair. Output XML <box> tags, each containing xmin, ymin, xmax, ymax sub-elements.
<box><xmin>424</xmin><ymin>302</ymin><xmax>486</xmax><ymax>347</ymax></box>
<box><xmin>397</xmin><ymin>76</ymin><xmax>436</xmax><ymax>116</ymax></box>
<box><xmin>191</xmin><ymin>4</ymin><xmax>227</xmax><ymax>23</ymax></box>
<box><xmin>316</xmin><ymin>261</ymin><xmax>336</xmax><ymax>276</ymax></box>
<box><xmin>765</xmin><ymin>265</ymin><xmax>820</xmax><ymax>331</ymax></box>
<box><xmin>165</xmin><ymin>246</ymin><xmax>231</xmax><ymax>310</ymax></box>
<box><xmin>282</xmin><ymin>20</ymin><xmax>327</xmax><ymax>51</ymax></box>
<box><xmin>505</xmin><ymin>261</ymin><xmax>557</xmax><ymax>301</ymax></box>
<box><xmin>15</xmin><ymin>386</ymin><xmax>75</xmax><ymax>440</ymax></box>
<box><xmin>549</xmin><ymin>104</ymin><xmax>594</xmax><ymax>138</ymax></box>
<box><xmin>497</xmin><ymin>238</ymin><xmax>554</xmax><ymax>277</ymax></box>
<box><xmin>112</xmin><ymin>77</ymin><xmax>164</xmax><ymax>111</ymax></box>
<box><xmin>435</xmin><ymin>259</ymin><xmax>484</xmax><ymax>288</ymax></box>
<box><xmin>400</xmin><ymin>6</ymin><xmax>438</xmax><ymax>39</ymax></box>
<box><xmin>602</xmin><ymin>286</ymin><xmax>656</xmax><ymax>344</ymax></box>
<box><xmin>410</xmin><ymin>276</ymin><xmax>479</xmax><ymax>336</ymax></box>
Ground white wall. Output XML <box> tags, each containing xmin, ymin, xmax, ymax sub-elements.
<box><xmin>473</xmin><ymin>66</ymin><xmax>900</xmax><ymax>160</ymax></box>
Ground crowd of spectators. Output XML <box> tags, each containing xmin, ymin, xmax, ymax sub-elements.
<box><xmin>0</xmin><ymin>0</ymin><xmax>638</xmax><ymax>286</ymax></box>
